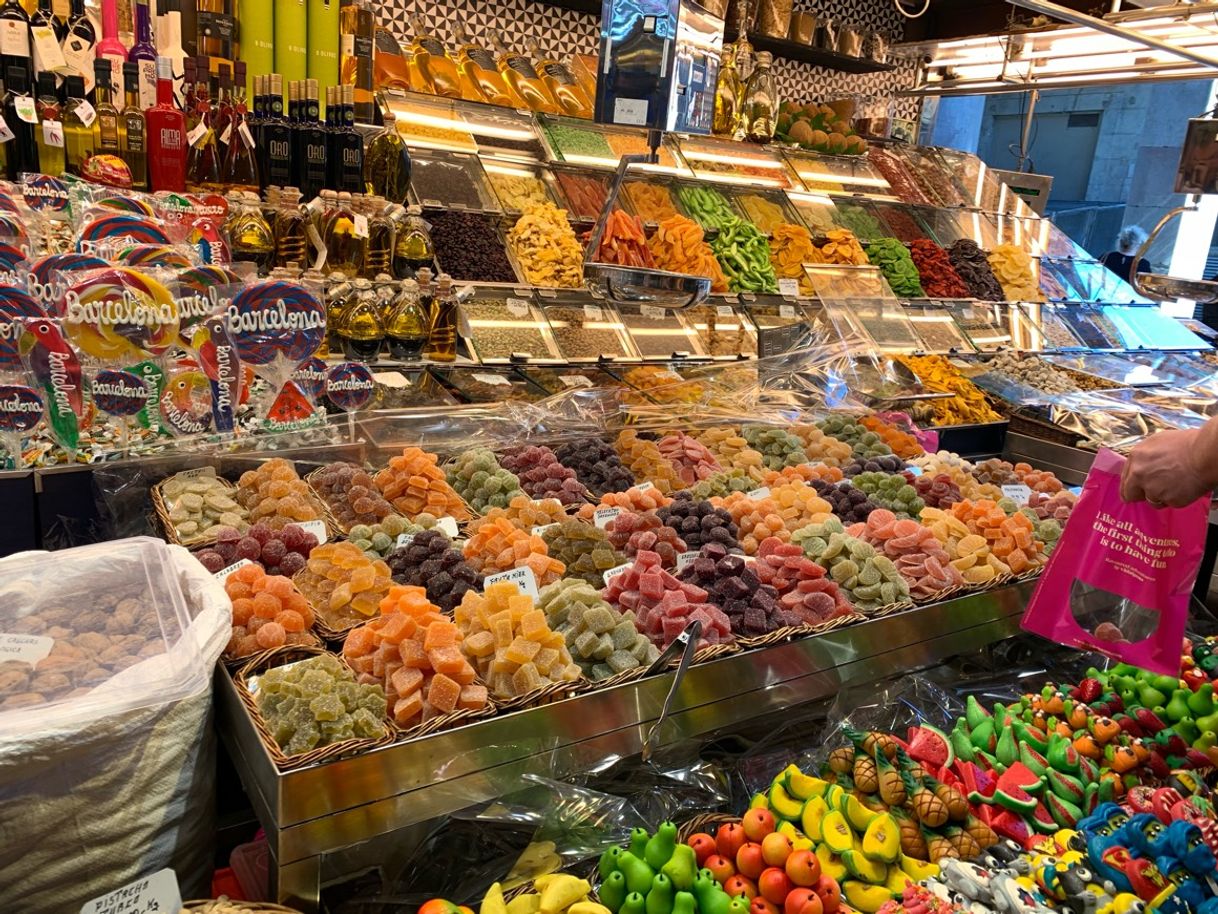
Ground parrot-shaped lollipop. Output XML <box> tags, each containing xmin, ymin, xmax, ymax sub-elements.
<box><xmin>20</xmin><ymin>317</ymin><xmax>82</xmax><ymax>450</ymax></box>
<box><xmin>191</xmin><ymin>314</ymin><xmax>243</xmax><ymax>433</ymax></box>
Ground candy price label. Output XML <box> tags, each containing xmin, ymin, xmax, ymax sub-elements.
<box><xmin>506</xmin><ymin>298</ymin><xmax>530</xmax><ymax>317</ymax></box>
<box><xmin>0</xmin><ymin>633</ymin><xmax>53</xmax><ymax>664</ymax></box>
<box><xmin>779</xmin><ymin>304</ymin><xmax>797</xmax><ymax>319</ymax></box>
<box><xmin>483</xmin><ymin>565</ymin><xmax>539</xmax><ymax>600</ymax></box>
<box><xmin>594</xmin><ymin>506</ymin><xmax>622</xmax><ymax>529</ymax></box>
<box><xmin>0</xmin><ymin>382</ymin><xmax>46</xmax><ymax>431</ymax></box>
<box><xmin>640</xmin><ymin>304</ymin><xmax>666</xmax><ymax>320</ymax></box>
<box><xmin>1001</xmin><ymin>484</ymin><xmax>1032</xmax><ymax>506</ymax></box>
<box><xmin>435</xmin><ymin>516</ymin><xmax>460</xmax><ymax>538</ymax></box>
<box><xmin>559</xmin><ymin>375</ymin><xmax>592</xmax><ymax>389</ymax></box>
<box><xmin>395</xmin><ymin>532</ymin><xmax>416</xmax><ymax>548</ymax></box>
<box><xmin>778</xmin><ymin>279</ymin><xmax>800</xmax><ymax>298</ymax></box>
<box><xmin>80</xmin><ymin>867</ymin><xmax>182</xmax><ymax>914</ymax></box>
<box><xmin>532</xmin><ymin>523</ymin><xmax>560</xmax><ymax>537</ymax></box>
<box><xmin>675</xmin><ymin>551</ymin><xmax>700</xmax><ymax>571</ymax></box>
<box><xmin>471</xmin><ymin>372</ymin><xmax>511</xmax><ymax>386</ymax></box>
<box><xmin>91</xmin><ymin>369</ymin><xmax>149</xmax><ymax>418</ymax></box>
<box><xmin>325</xmin><ymin>362</ymin><xmax>375</xmax><ymax>412</ymax></box>
<box><xmin>716</xmin><ymin>305</ymin><xmax>734</xmax><ymax>318</ymax></box>
<box><xmin>635</xmin><ymin>481</ymin><xmax>655</xmax><ymax>492</ymax></box>
<box><xmin>213</xmin><ymin>558</ymin><xmax>253</xmax><ymax>580</ymax></box>
<box><xmin>747</xmin><ymin>486</ymin><xmax>771</xmax><ymax>500</ymax></box>
<box><xmin>297</xmin><ymin>519</ymin><xmax>329</xmax><ymax>544</ymax></box>
<box><xmin>583</xmin><ymin>304</ymin><xmax>604</xmax><ymax>321</ymax></box>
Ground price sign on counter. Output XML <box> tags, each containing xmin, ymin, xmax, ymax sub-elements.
<box><xmin>602</xmin><ymin>562</ymin><xmax>631</xmax><ymax>585</ymax></box>
<box><xmin>484</xmin><ymin>565</ymin><xmax>539</xmax><ymax>599</ymax></box>
<box><xmin>435</xmin><ymin>516</ymin><xmax>460</xmax><ymax>538</ymax></box>
<box><xmin>0</xmin><ymin>633</ymin><xmax>53</xmax><ymax>664</ymax></box>
<box><xmin>594</xmin><ymin>506</ymin><xmax>622</xmax><ymax>529</ymax></box>
<box><xmin>81</xmin><ymin>869</ymin><xmax>182</xmax><ymax>914</ymax></box>
<box><xmin>778</xmin><ymin>279</ymin><xmax>800</xmax><ymax>298</ymax></box>
<box><xmin>1002</xmin><ymin>484</ymin><xmax>1032</xmax><ymax>506</ymax></box>
<box><xmin>297</xmin><ymin>519</ymin><xmax>328</xmax><ymax>544</ymax></box>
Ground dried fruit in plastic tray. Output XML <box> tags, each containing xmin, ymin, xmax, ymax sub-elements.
<box><xmin>895</xmin><ymin>355</ymin><xmax>1002</xmax><ymax>426</ymax></box>
<box><xmin>908</xmin><ymin>239</ymin><xmax>971</xmax><ymax>299</ymax></box>
<box><xmin>809</xmin><ymin>228</ymin><xmax>868</xmax><ymax>267</ymax></box>
<box><xmin>709</xmin><ymin>218</ymin><xmax>779</xmax><ymax>294</ymax></box>
<box><xmin>595</xmin><ymin>210</ymin><xmax>654</xmax><ymax>269</ymax></box>
<box><xmin>455</xmin><ymin>581</ymin><xmax>581</xmax><ymax>699</ymax></box>
<box><xmin>343</xmin><ymin>585</ymin><xmax>488</xmax><ymax>727</ymax></box>
<box><xmin>374</xmin><ymin>447</ymin><xmax>469</xmax><ymax>521</ymax></box>
<box><xmin>539</xmin><ymin>578</ymin><xmax>658</xmax><ymax>680</ymax></box>
<box><xmin>256</xmin><ymin>654</ymin><xmax>385</xmax><ymax>755</ymax></box>
<box><xmin>624</xmin><ymin>181</ymin><xmax>679</xmax><ymax>223</ymax></box>
<box><xmin>601</xmin><ymin>549</ymin><xmax>733</xmax><ymax>649</ymax></box>
<box><xmin>987</xmin><ymin>243</ymin><xmax>1043</xmax><ymax>302</ymax></box>
<box><xmin>769</xmin><ymin>222</ymin><xmax>817</xmax><ymax>294</ymax></box>
<box><xmin>864</xmin><ymin>237</ymin><xmax>925</xmax><ymax>298</ymax></box>
<box><xmin>507</xmin><ymin>201</ymin><xmax>584</xmax><ymax>288</ymax></box>
<box><xmin>647</xmin><ymin>216</ymin><xmax>729</xmax><ymax>293</ymax></box>
<box><xmin>947</xmin><ymin>240</ymin><xmax>1004</xmax><ymax>302</ymax></box>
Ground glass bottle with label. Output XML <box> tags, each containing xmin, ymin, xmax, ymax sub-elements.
<box><xmin>273</xmin><ymin>186</ymin><xmax>308</xmax><ymax>269</ymax></box>
<box><xmin>0</xmin><ymin>0</ymin><xmax>31</xmax><ymax>96</ymax></box>
<box><xmin>228</xmin><ymin>192</ymin><xmax>274</xmax><ymax>273</ymax></box>
<box><xmin>742</xmin><ymin>50</ymin><xmax>778</xmax><ymax>144</ymax></box>
<box><xmin>128</xmin><ymin>0</ymin><xmax>157</xmax><ymax>111</ymax></box>
<box><xmin>712</xmin><ymin>43</ymin><xmax>740</xmax><ymax>138</ymax></box>
<box><xmin>451</xmin><ymin>21</ymin><xmax>515</xmax><ymax>107</ymax></box>
<box><xmin>60</xmin><ymin>72</ymin><xmax>90</xmax><ymax>174</ymax></box>
<box><xmin>220</xmin><ymin>59</ymin><xmax>258</xmax><ymax>193</ymax></box>
<box><xmin>385</xmin><ymin>277</ymin><xmax>426</xmax><ymax>360</ymax></box>
<box><xmin>94</xmin><ymin>0</ymin><xmax>125</xmax><ymax>103</ymax></box>
<box><xmin>31</xmin><ymin>0</ymin><xmax>63</xmax><ymax>42</ymax></box>
<box><xmin>118</xmin><ymin>62</ymin><xmax>146</xmax><ymax>188</ymax></box>
<box><xmin>324</xmin><ymin>190</ymin><xmax>365</xmax><ymax>276</ymax></box>
<box><xmin>363</xmin><ymin>109</ymin><xmax>410</xmax><ymax>203</ymax></box>
<box><xmin>406</xmin><ymin>15</ymin><xmax>461</xmax><ymax>99</ymax></box>
<box><xmin>392</xmin><ymin>203</ymin><xmax>433</xmax><ymax>279</ymax></box>
<box><xmin>213</xmin><ymin>62</ymin><xmax>232</xmax><ymax>158</ymax></box>
<box><xmin>30</xmin><ymin>0</ymin><xmax>65</xmax><ymax>88</ymax></box>
<box><xmin>158</xmin><ymin>0</ymin><xmax>184</xmax><ymax>106</ymax></box>
<box><xmin>146</xmin><ymin>55</ymin><xmax>186</xmax><ymax>190</ymax></box>
<box><xmin>59</xmin><ymin>0</ymin><xmax>94</xmax><ymax>93</ymax></box>
<box><xmin>184</xmin><ymin>57</ymin><xmax>221</xmax><ymax>190</ymax></box>
<box><xmin>336</xmin><ymin>276</ymin><xmax>384</xmax><ymax>361</ymax></box>
<box><xmin>4</xmin><ymin>63</ymin><xmax>37</xmax><ymax>178</ymax></box>
<box><xmin>322</xmin><ymin>270</ymin><xmax>350</xmax><ymax>357</ymax></box>
<box><xmin>423</xmin><ymin>271</ymin><xmax>457</xmax><ymax>363</ymax></box>
<box><xmin>489</xmin><ymin>30</ymin><xmax>555</xmax><ymax>114</ymax></box>
<box><xmin>92</xmin><ymin>58</ymin><xmax>120</xmax><ymax>152</ymax></box>
<box><xmin>361</xmin><ymin>198</ymin><xmax>394</xmax><ymax>279</ymax></box>
<box><xmin>526</xmin><ymin>37</ymin><xmax>591</xmax><ymax>118</ymax></box>
<box><xmin>33</xmin><ymin>69</ymin><xmax>62</xmax><ymax>176</ymax></box>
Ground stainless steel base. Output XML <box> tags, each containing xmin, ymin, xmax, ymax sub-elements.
<box><xmin>1003</xmin><ymin>432</ymin><xmax>1097</xmax><ymax>485</ymax></box>
<box><xmin>216</xmin><ymin>581</ymin><xmax>1036</xmax><ymax>910</ymax></box>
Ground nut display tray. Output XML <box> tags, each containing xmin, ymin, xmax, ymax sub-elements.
<box><xmin>535</xmin><ymin>292</ymin><xmax>640</xmax><ymax>361</ymax></box>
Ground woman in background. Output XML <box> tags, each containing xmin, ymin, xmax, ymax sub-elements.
<box><xmin>1102</xmin><ymin>225</ymin><xmax>1151</xmax><ymax>281</ymax></box>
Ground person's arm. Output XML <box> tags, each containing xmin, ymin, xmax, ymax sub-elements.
<box><xmin>1120</xmin><ymin>416</ymin><xmax>1218</xmax><ymax>505</ymax></box>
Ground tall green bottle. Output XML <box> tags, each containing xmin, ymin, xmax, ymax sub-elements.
<box><xmin>240</xmin><ymin>0</ymin><xmax>274</xmax><ymax>90</ymax></box>
<box><xmin>272</xmin><ymin>0</ymin><xmax>306</xmax><ymax>85</ymax></box>
<box><xmin>306</xmin><ymin>0</ymin><xmax>338</xmax><ymax>85</ymax></box>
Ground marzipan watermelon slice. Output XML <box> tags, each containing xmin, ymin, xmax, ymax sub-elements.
<box><xmin>991</xmin><ymin>809</ymin><xmax>1032</xmax><ymax>845</ymax></box>
<box><xmin>993</xmin><ymin>762</ymin><xmax>1043</xmax><ymax>814</ymax></box>
<box><xmin>907</xmin><ymin>725</ymin><xmax>954</xmax><ymax>770</ymax></box>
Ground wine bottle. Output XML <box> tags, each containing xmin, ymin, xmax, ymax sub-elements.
<box><xmin>61</xmin><ymin>72</ymin><xmax>90</xmax><ymax>174</ymax></box>
<box><xmin>33</xmin><ymin>69</ymin><xmax>62</xmax><ymax>175</ymax></box>
<box><xmin>158</xmin><ymin>0</ymin><xmax>184</xmax><ymax>104</ymax></box>
<box><xmin>219</xmin><ymin>59</ymin><xmax>257</xmax><ymax>193</ymax></box>
<box><xmin>260</xmin><ymin>71</ymin><xmax>291</xmax><ymax>188</ymax></box>
<box><xmin>59</xmin><ymin>0</ymin><xmax>94</xmax><ymax>92</ymax></box>
<box><xmin>336</xmin><ymin>83</ymin><xmax>361</xmax><ymax>192</ymax></box>
<box><xmin>146</xmin><ymin>55</ymin><xmax>186</xmax><ymax>190</ymax></box>
<box><xmin>95</xmin><ymin>0</ymin><xmax>126</xmax><ymax>104</ymax></box>
<box><xmin>29</xmin><ymin>0</ymin><xmax>65</xmax><ymax>87</ymax></box>
<box><xmin>129</xmin><ymin>0</ymin><xmax>157</xmax><ymax>110</ymax></box>
<box><xmin>4</xmin><ymin>63</ymin><xmax>38</xmax><ymax>178</ymax></box>
<box><xmin>92</xmin><ymin>58</ymin><xmax>120</xmax><ymax>152</ymax></box>
<box><xmin>0</xmin><ymin>0</ymin><xmax>31</xmax><ymax>93</ymax></box>
<box><xmin>119</xmin><ymin>59</ymin><xmax>146</xmax><ymax>188</ymax></box>
<box><xmin>184</xmin><ymin>54</ymin><xmax>220</xmax><ymax>189</ymax></box>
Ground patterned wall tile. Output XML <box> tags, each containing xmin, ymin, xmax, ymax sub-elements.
<box><xmin>379</xmin><ymin>0</ymin><xmax>920</xmax><ymax>122</ymax></box>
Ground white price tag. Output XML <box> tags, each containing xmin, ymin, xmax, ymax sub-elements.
<box><xmin>1001</xmin><ymin>484</ymin><xmax>1032</xmax><ymax>506</ymax></box>
<box><xmin>435</xmin><ymin>516</ymin><xmax>460</xmax><ymax>538</ymax></box>
<box><xmin>778</xmin><ymin>279</ymin><xmax>800</xmax><ymax>297</ymax></box>
<box><xmin>906</xmin><ymin>465</ymin><xmax>923</xmax><ymax>477</ymax></box>
<box><xmin>779</xmin><ymin>304</ymin><xmax>797</xmax><ymax>319</ymax></box>
<box><xmin>594</xmin><ymin>506</ymin><xmax>622</xmax><ymax>529</ymax></box>
<box><xmin>0</xmin><ymin>633</ymin><xmax>53</xmax><ymax>664</ymax></box>
<box><xmin>353</xmin><ymin>213</ymin><xmax>370</xmax><ymax>239</ymax></box>
<box><xmin>532</xmin><ymin>523</ymin><xmax>560</xmax><ymax>537</ymax></box>
<box><xmin>30</xmin><ymin>25</ymin><xmax>67</xmax><ymax>73</ymax></box>
<box><xmin>80</xmin><ymin>868</ymin><xmax>182</xmax><ymax>914</ymax></box>
<box><xmin>483</xmin><ymin>565</ymin><xmax>539</xmax><ymax>600</ymax></box>
<box><xmin>296</xmin><ymin>518</ymin><xmax>328</xmax><ymax>544</ymax></box>
<box><xmin>640</xmin><ymin>304</ymin><xmax>666</xmax><ymax>320</ymax></box>
<box><xmin>612</xmin><ymin>96</ymin><xmax>648</xmax><ymax>126</ymax></box>
<box><xmin>559</xmin><ymin>374</ymin><xmax>592</xmax><ymax>389</ymax></box>
<box><xmin>239</xmin><ymin>121</ymin><xmax>256</xmax><ymax>148</ymax></box>
<box><xmin>395</xmin><ymin>532</ymin><xmax>415</xmax><ymax>548</ymax></box>
<box><xmin>602</xmin><ymin>561</ymin><xmax>632</xmax><ymax>585</ymax></box>
<box><xmin>186</xmin><ymin>119</ymin><xmax>207</xmax><ymax>147</ymax></box>
<box><xmin>583</xmin><ymin>304</ymin><xmax>604</xmax><ymax>321</ymax></box>
<box><xmin>220</xmin><ymin>123</ymin><xmax>232</xmax><ymax>145</ymax></box>
<box><xmin>506</xmin><ymin>297</ymin><xmax>530</xmax><ymax>317</ymax></box>
<box><xmin>13</xmin><ymin>94</ymin><xmax>36</xmax><ymax>124</ymax></box>
<box><xmin>41</xmin><ymin>119</ymin><xmax>63</xmax><ymax>147</ymax></box>
<box><xmin>748</xmin><ymin>486</ymin><xmax>771</xmax><ymax>500</ymax></box>
<box><xmin>213</xmin><ymin>558</ymin><xmax>253</xmax><ymax>580</ymax></box>
<box><xmin>73</xmin><ymin>98</ymin><xmax>96</xmax><ymax>127</ymax></box>
<box><xmin>471</xmin><ymin>372</ymin><xmax>511</xmax><ymax>386</ymax></box>
<box><xmin>675</xmin><ymin>551</ymin><xmax>700</xmax><ymax>571</ymax></box>
<box><xmin>175</xmin><ymin>465</ymin><xmax>217</xmax><ymax>479</ymax></box>
<box><xmin>635</xmin><ymin>481</ymin><xmax>654</xmax><ymax>492</ymax></box>
<box><xmin>716</xmin><ymin>305</ymin><xmax>734</xmax><ymax>318</ymax></box>
<box><xmin>0</xmin><ymin>116</ymin><xmax>14</xmax><ymax>144</ymax></box>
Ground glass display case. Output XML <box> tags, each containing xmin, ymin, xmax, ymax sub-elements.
<box><xmin>831</xmin><ymin>298</ymin><xmax>923</xmax><ymax>353</ymax></box>
<box><xmin>675</xmin><ymin>134</ymin><xmax>799</xmax><ymax>189</ymax></box>
<box><xmin>615</xmin><ymin>302</ymin><xmax>707</xmax><ymax>358</ymax></box>
<box><xmin>459</xmin><ymin>288</ymin><xmax>561</xmax><ymax>363</ymax></box>
<box><xmin>786</xmin><ymin>192</ymin><xmax>841</xmax><ymax>234</ymax></box>
<box><xmin>371</xmin><ymin>367</ymin><xmax>461</xmax><ymax>409</ymax></box>
<box><xmin>622</xmin><ymin>177</ymin><xmax>682</xmax><ymax>225</ymax></box>
<box><xmin>829</xmin><ymin>199</ymin><xmax>888</xmax><ymax>241</ymax></box>
<box><xmin>733</xmin><ymin>190</ymin><xmax>802</xmax><ymax>235</ymax></box>
<box><xmin>889</xmin><ymin>146</ymin><xmax>967</xmax><ymax>207</ymax></box>
<box><xmin>1102</xmin><ymin>305</ymin><xmax>1210</xmax><ymax>351</ymax></box>
<box><xmin>481</xmin><ymin>160</ymin><xmax>563</xmax><ymax>214</ymax></box>
<box><xmin>1042</xmin><ymin>352</ymin><xmax>1172</xmax><ymax>387</ymax></box>
<box><xmin>430</xmin><ymin>366</ymin><xmax>552</xmax><ymax>402</ymax></box>
<box><xmin>407</xmin><ymin>149</ymin><xmax>499</xmax><ymax>210</ymax></box>
<box><xmin>869</xmin><ymin>201</ymin><xmax>935</xmax><ymax>243</ymax></box>
<box><xmin>1061</xmin><ymin>306</ymin><xmax>1124</xmax><ymax>349</ymax></box>
<box><xmin>739</xmin><ymin>293</ymin><xmax>816</xmax><ymax>331</ymax></box>
<box><xmin>946</xmin><ymin>300</ymin><xmax>1012</xmax><ymax>350</ymax></box>
<box><xmin>538</xmin><ymin>115</ymin><xmax>688</xmax><ymax>174</ymax></box>
<box><xmin>519</xmin><ymin>365</ymin><xmax>629</xmax><ymax>394</ymax></box>
<box><xmin>550</xmin><ymin>167</ymin><xmax>613</xmax><ymax>221</ymax></box>
<box><xmin>535</xmin><ymin>291</ymin><xmax>640</xmax><ymax>361</ymax></box>
<box><xmin>381</xmin><ymin>90</ymin><xmax>548</xmax><ymax>161</ymax></box>
<box><xmin>682</xmin><ymin>301</ymin><xmax>758</xmax><ymax>358</ymax></box>
<box><xmin>780</xmin><ymin>150</ymin><xmax>895</xmax><ymax>198</ymax></box>
<box><xmin>934</xmin><ymin>147</ymin><xmax>1005</xmax><ymax>212</ymax></box>
<box><xmin>1004</xmin><ymin>302</ymin><xmax>1045</xmax><ymax>351</ymax></box>
<box><xmin>1033</xmin><ymin>305</ymin><xmax>1087</xmax><ymax>350</ymax></box>
<box><xmin>902</xmin><ymin>302</ymin><xmax>975</xmax><ymax>353</ymax></box>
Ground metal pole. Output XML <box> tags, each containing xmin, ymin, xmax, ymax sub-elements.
<box><xmin>1019</xmin><ymin>87</ymin><xmax>1039</xmax><ymax>172</ymax></box>
<box><xmin>1006</xmin><ymin>0</ymin><xmax>1218</xmax><ymax>70</ymax></box>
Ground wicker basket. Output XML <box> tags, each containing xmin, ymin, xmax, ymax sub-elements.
<box><xmin>221</xmin><ymin>627</ymin><xmax>325</xmax><ymax>669</ymax></box>
<box><xmin>690</xmin><ymin>641</ymin><xmax>740</xmax><ymax>665</ymax></box>
<box><xmin>152</xmin><ymin>471</ymin><xmax>245</xmax><ymax>547</ymax></box>
<box><xmin>493</xmin><ymin>675</ymin><xmax>589</xmax><ymax>713</ymax></box>
<box><xmin>1004</xmin><ymin>409</ymin><xmax>1085</xmax><ymax>449</ymax></box>
<box><xmin>183</xmin><ymin>901</ymin><xmax>303</xmax><ymax>914</ymax></box>
<box><xmin>587</xmin><ymin>663</ymin><xmax>652</xmax><ymax>691</ymax></box>
<box><xmin>676</xmin><ymin>812</ymin><xmax>740</xmax><ymax>844</ymax></box>
<box><xmin>236</xmin><ymin>645</ymin><xmax>395</xmax><ymax>771</ymax></box>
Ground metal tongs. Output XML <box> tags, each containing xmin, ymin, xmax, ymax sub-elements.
<box><xmin>639</xmin><ymin>619</ymin><xmax>702</xmax><ymax>762</ymax></box>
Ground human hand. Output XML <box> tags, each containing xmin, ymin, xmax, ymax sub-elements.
<box><xmin>1119</xmin><ymin>428</ymin><xmax>1213</xmax><ymax>507</ymax></box>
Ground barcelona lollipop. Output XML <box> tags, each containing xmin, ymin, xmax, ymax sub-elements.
<box><xmin>77</xmin><ymin>212</ymin><xmax>170</xmax><ymax>251</ymax></box>
<box><xmin>62</xmin><ymin>267</ymin><xmax>180</xmax><ymax>363</ymax></box>
<box><xmin>0</xmin><ymin>287</ymin><xmax>46</xmax><ymax>374</ymax></box>
<box><xmin>226</xmin><ymin>280</ymin><xmax>324</xmax><ymax>419</ymax></box>
<box><xmin>174</xmin><ymin>263</ymin><xmax>244</xmax><ymax>344</ymax></box>
<box><xmin>0</xmin><ymin>384</ymin><xmax>43</xmax><ymax>468</ymax></box>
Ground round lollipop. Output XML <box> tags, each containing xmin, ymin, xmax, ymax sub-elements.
<box><xmin>174</xmin><ymin>263</ymin><xmax>242</xmax><ymax>341</ymax></box>
<box><xmin>159</xmin><ymin>369</ymin><xmax>212</xmax><ymax>436</ymax></box>
<box><xmin>62</xmin><ymin>267</ymin><xmax>180</xmax><ymax>362</ymax></box>
<box><xmin>227</xmin><ymin>280</ymin><xmax>325</xmax><ymax>366</ymax></box>
<box><xmin>0</xmin><ymin>243</ymin><xmax>27</xmax><ymax>278</ymax></box>
<box><xmin>291</xmin><ymin>356</ymin><xmax>326</xmax><ymax>402</ymax></box>
<box><xmin>91</xmin><ymin>368</ymin><xmax>149</xmax><ymax>417</ymax></box>
<box><xmin>0</xmin><ymin>191</ymin><xmax>19</xmax><ymax>214</ymax></box>
<box><xmin>21</xmin><ymin>174</ymin><xmax>70</xmax><ymax>213</ymax></box>
<box><xmin>77</xmin><ymin>212</ymin><xmax>170</xmax><ymax>250</ymax></box>
<box><xmin>0</xmin><ymin>287</ymin><xmax>45</xmax><ymax>372</ymax></box>
<box><xmin>95</xmin><ymin>194</ymin><xmax>156</xmax><ymax>215</ymax></box>
<box><xmin>0</xmin><ymin>384</ymin><xmax>43</xmax><ymax>467</ymax></box>
<box><xmin>26</xmin><ymin>253</ymin><xmax>109</xmax><ymax>314</ymax></box>
<box><xmin>117</xmin><ymin>244</ymin><xmax>194</xmax><ymax>269</ymax></box>
<box><xmin>0</xmin><ymin>214</ymin><xmax>29</xmax><ymax>246</ymax></box>
<box><xmin>326</xmin><ymin>362</ymin><xmax>375</xmax><ymax>412</ymax></box>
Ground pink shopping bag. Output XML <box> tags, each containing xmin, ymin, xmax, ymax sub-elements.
<box><xmin>1020</xmin><ymin>448</ymin><xmax>1209</xmax><ymax>675</ymax></box>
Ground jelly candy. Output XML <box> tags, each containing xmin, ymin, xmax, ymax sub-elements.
<box><xmin>224</xmin><ymin>562</ymin><xmax>316</xmax><ymax>658</ymax></box>
<box><xmin>656</xmin><ymin>493</ymin><xmax>741</xmax><ymax>552</ymax></box>
<box><xmin>541</xmin><ymin>519</ymin><xmax>625</xmax><ymax>587</ymax></box>
<box><xmin>386</xmin><ymin>529</ymin><xmax>482</xmax><ymax>612</ymax></box>
<box><xmin>447</xmin><ymin>447</ymin><xmax>525</xmax><ymax>514</ymax></box>
<box><xmin>605</xmin><ymin>510</ymin><xmax>687</xmax><ymax>569</ymax></box>
<box><xmin>500</xmin><ymin>445</ymin><xmax>590</xmax><ymax>506</ymax></box>
<box><xmin>538</xmin><ymin>578</ymin><xmax>659</xmax><ymax>680</ymax></box>
<box><xmin>601</xmin><ymin>549</ymin><xmax>733</xmax><ymax>649</ymax></box>
<box><xmin>374</xmin><ymin>446</ymin><xmax>469</xmax><ymax>521</ymax></box>
<box><xmin>256</xmin><ymin>653</ymin><xmax>385</xmax><ymax>755</ymax></box>
<box><xmin>236</xmin><ymin>458</ymin><xmax>325</xmax><ymax>530</ymax></box>
<box><xmin>311</xmin><ymin>461</ymin><xmax>397</xmax><ymax>529</ymax></box>
<box><xmin>462</xmin><ymin>516</ymin><xmax>566</xmax><ymax>585</ymax></box>
<box><xmin>292</xmin><ymin>541</ymin><xmax>394</xmax><ymax>631</ymax></box>
<box><xmin>553</xmin><ymin>437</ymin><xmax>636</xmax><ymax>497</ymax></box>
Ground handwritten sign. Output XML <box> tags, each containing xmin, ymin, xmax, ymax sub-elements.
<box><xmin>483</xmin><ymin>565</ymin><xmax>539</xmax><ymax>600</ymax></box>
